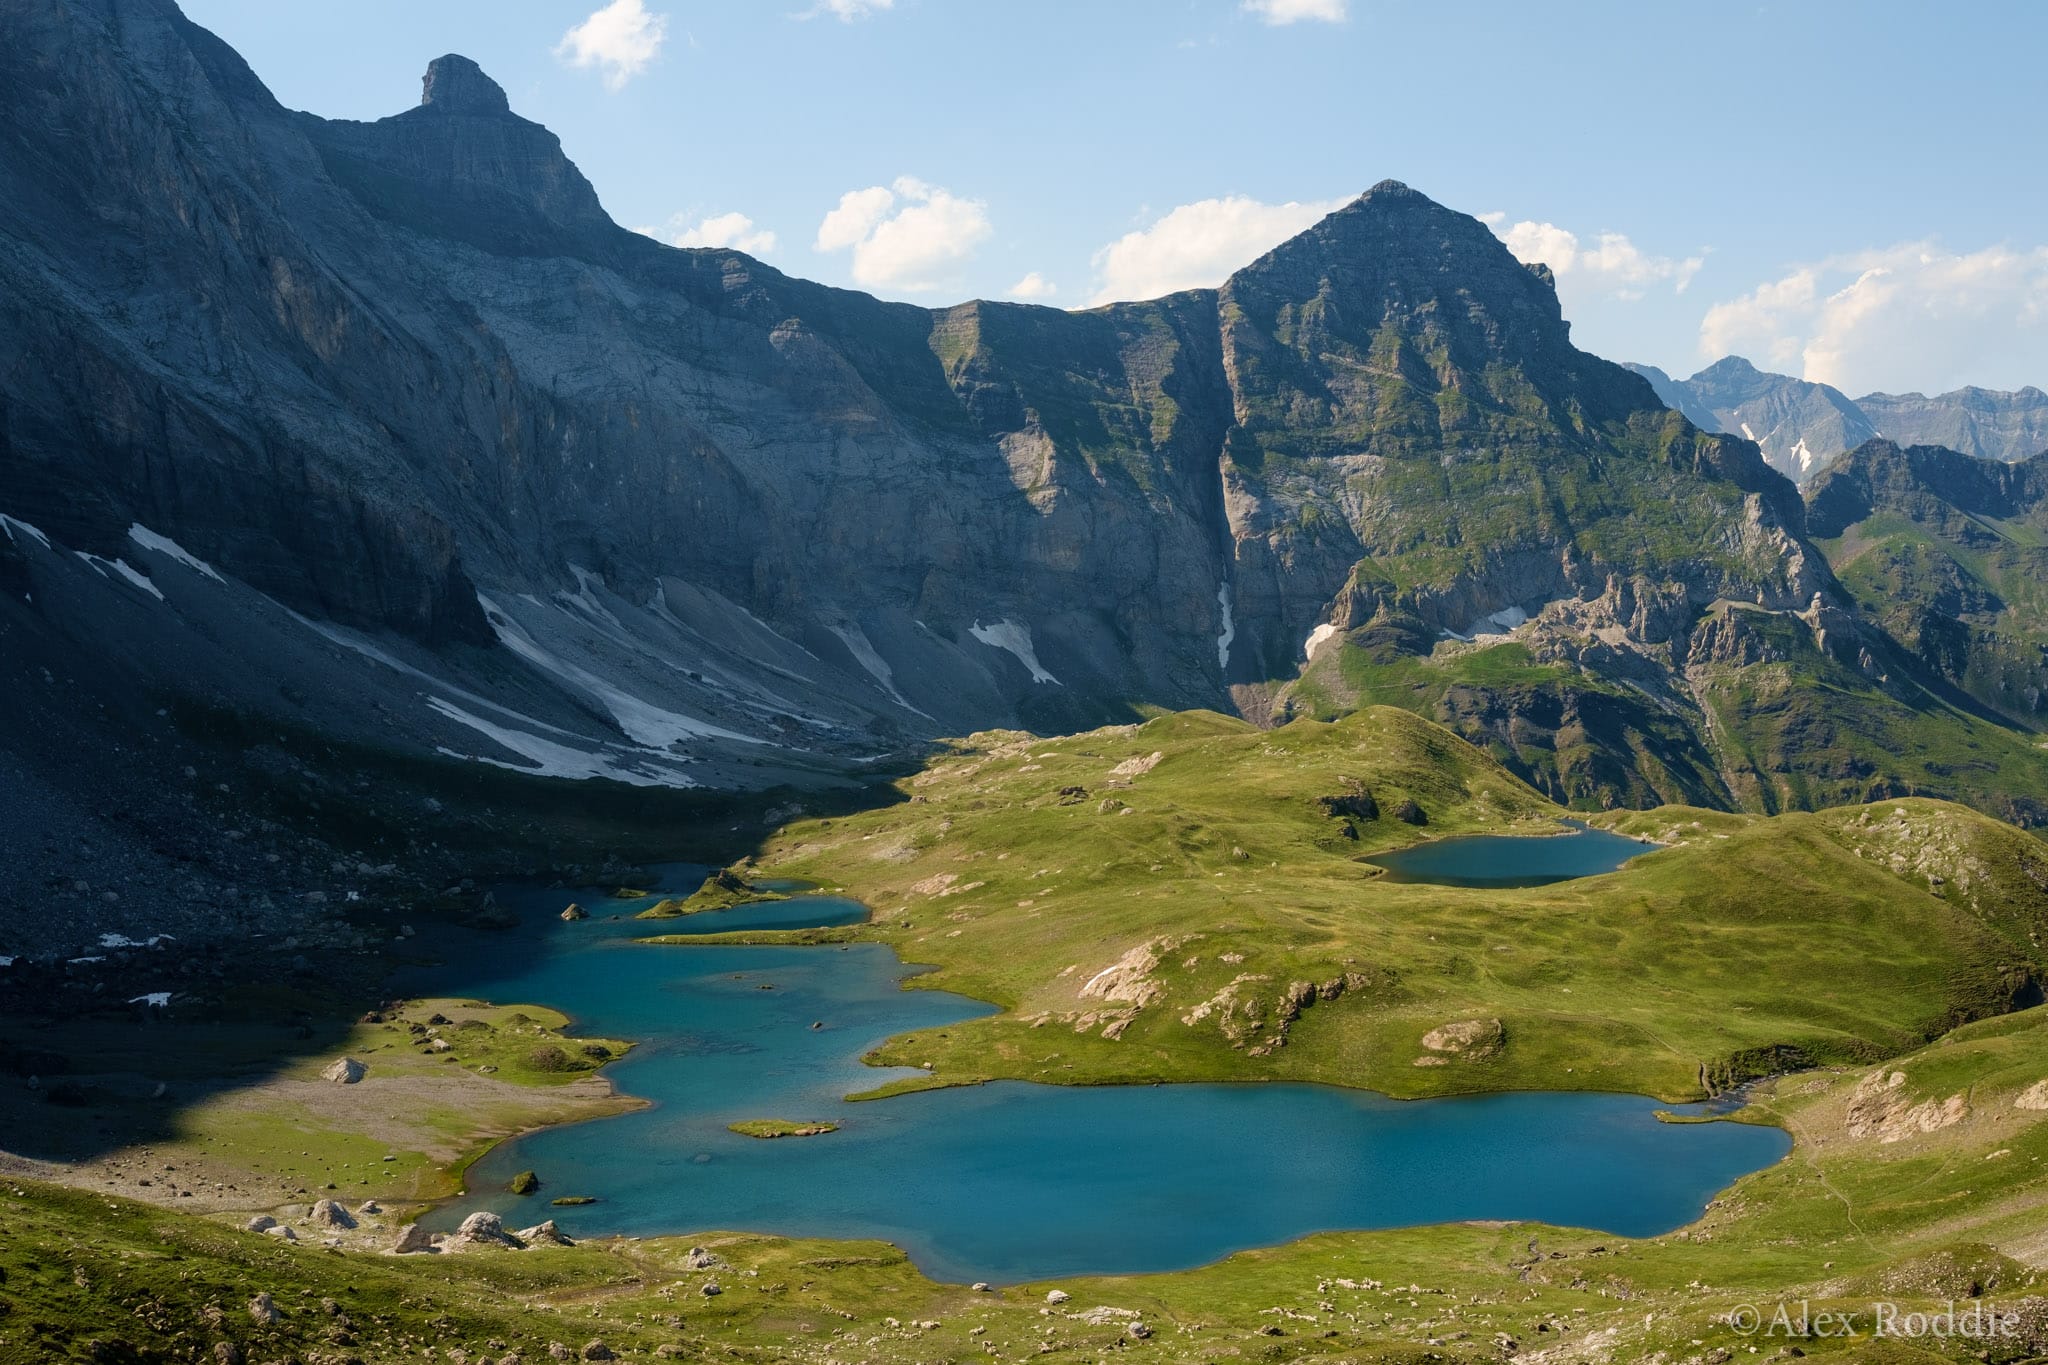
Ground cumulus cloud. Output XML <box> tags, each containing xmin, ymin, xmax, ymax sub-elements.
<box><xmin>1008</xmin><ymin>272</ymin><xmax>1058</xmax><ymax>301</ymax></box>
<box><xmin>1243</xmin><ymin>0</ymin><xmax>1349</xmax><ymax>23</ymax></box>
<box><xmin>813</xmin><ymin>177</ymin><xmax>993</xmax><ymax>293</ymax></box>
<box><xmin>799</xmin><ymin>0</ymin><xmax>894</xmax><ymax>19</ymax></box>
<box><xmin>642</xmin><ymin>211</ymin><xmax>778</xmax><ymax>254</ymax></box>
<box><xmin>1086</xmin><ymin>194</ymin><xmax>1350</xmax><ymax>306</ymax></box>
<box><xmin>1482</xmin><ymin>214</ymin><xmax>1705</xmax><ymax>302</ymax></box>
<box><xmin>1698</xmin><ymin>242</ymin><xmax>2048</xmax><ymax>394</ymax></box>
<box><xmin>557</xmin><ymin>0</ymin><xmax>668</xmax><ymax>91</ymax></box>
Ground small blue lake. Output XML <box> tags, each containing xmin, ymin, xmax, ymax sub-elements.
<box><xmin>406</xmin><ymin>860</ymin><xmax>1783</xmax><ymax>1285</ymax></box>
<box><xmin>1367</xmin><ymin>820</ymin><xmax>1654</xmax><ymax>887</ymax></box>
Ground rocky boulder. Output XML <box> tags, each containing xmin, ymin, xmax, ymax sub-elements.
<box><xmin>1419</xmin><ymin>1018</ymin><xmax>1504</xmax><ymax>1061</ymax></box>
<box><xmin>390</xmin><ymin>1222</ymin><xmax>437</xmax><ymax>1254</ymax></box>
<box><xmin>515</xmin><ymin>1219</ymin><xmax>574</xmax><ymax>1246</ymax></box>
<box><xmin>320</xmin><ymin>1057</ymin><xmax>366</xmax><ymax>1084</ymax></box>
<box><xmin>453</xmin><ymin>1210</ymin><xmax>524</xmax><ymax>1249</ymax></box>
<box><xmin>309</xmin><ymin>1198</ymin><xmax>355</xmax><ymax>1229</ymax></box>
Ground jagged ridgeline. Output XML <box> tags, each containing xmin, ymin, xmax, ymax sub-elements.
<box><xmin>3</xmin><ymin>0</ymin><xmax>2047</xmax><ymax>817</ymax></box>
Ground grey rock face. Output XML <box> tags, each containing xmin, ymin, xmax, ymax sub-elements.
<box><xmin>0</xmin><ymin>0</ymin><xmax>1964</xmax><ymax>816</ymax></box>
<box><xmin>419</xmin><ymin>54</ymin><xmax>510</xmax><ymax>115</ymax></box>
<box><xmin>1857</xmin><ymin>386</ymin><xmax>2048</xmax><ymax>464</ymax></box>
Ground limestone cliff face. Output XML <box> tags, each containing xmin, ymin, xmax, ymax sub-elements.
<box><xmin>1853</xmin><ymin>388</ymin><xmax>2048</xmax><ymax>466</ymax></box>
<box><xmin>1</xmin><ymin>0</ymin><xmax>1992</xmax><ymax>810</ymax></box>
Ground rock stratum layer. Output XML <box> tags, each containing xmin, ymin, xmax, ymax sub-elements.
<box><xmin>4</xmin><ymin>0</ymin><xmax>2048</xmax><ymax>817</ymax></box>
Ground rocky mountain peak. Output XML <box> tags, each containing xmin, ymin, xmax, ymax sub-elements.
<box><xmin>1698</xmin><ymin>354</ymin><xmax>1764</xmax><ymax>380</ymax></box>
<box><xmin>418</xmin><ymin>55</ymin><xmax>511</xmax><ymax>116</ymax></box>
<box><xmin>303</xmin><ymin>51</ymin><xmax>614</xmax><ymax>257</ymax></box>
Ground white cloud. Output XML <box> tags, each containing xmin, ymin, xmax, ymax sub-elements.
<box><xmin>1698</xmin><ymin>242</ymin><xmax>2048</xmax><ymax>395</ymax></box>
<box><xmin>1086</xmin><ymin>194</ymin><xmax>1349</xmax><ymax>306</ymax></box>
<box><xmin>813</xmin><ymin>177</ymin><xmax>993</xmax><ymax>293</ymax></box>
<box><xmin>556</xmin><ymin>0</ymin><xmax>668</xmax><ymax>91</ymax></box>
<box><xmin>805</xmin><ymin>0</ymin><xmax>894</xmax><ymax>17</ymax></box>
<box><xmin>650</xmin><ymin>211</ymin><xmax>777</xmax><ymax>254</ymax></box>
<box><xmin>816</xmin><ymin>186</ymin><xmax>897</xmax><ymax>253</ymax></box>
<box><xmin>1243</xmin><ymin>0</ymin><xmax>1349</xmax><ymax>23</ymax></box>
<box><xmin>1483</xmin><ymin>215</ymin><xmax>1705</xmax><ymax>302</ymax></box>
<box><xmin>1007</xmin><ymin>272</ymin><xmax>1058</xmax><ymax>301</ymax></box>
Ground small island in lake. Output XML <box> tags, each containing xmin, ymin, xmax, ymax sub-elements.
<box><xmin>728</xmin><ymin>1118</ymin><xmax>839</xmax><ymax>1139</ymax></box>
<box><xmin>639</xmin><ymin>866</ymin><xmax>792</xmax><ymax>918</ymax></box>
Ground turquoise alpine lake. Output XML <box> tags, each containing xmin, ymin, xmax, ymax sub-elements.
<box><xmin>1367</xmin><ymin>820</ymin><xmax>1654</xmax><ymax>887</ymax></box>
<box><xmin>409</xmin><ymin>861</ymin><xmax>1786</xmax><ymax>1285</ymax></box>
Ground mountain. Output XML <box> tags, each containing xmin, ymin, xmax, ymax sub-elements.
<box><xmin>1858</xmin><ymin>385</ymin><xmax>2048</xmax><ymax>463</ymax></box>
<box><xmin>1616</xmin><ymin>361</ymin><xmax>1720</xmax><ymax>431</ymax></box>
<box><xmin>1808</xmin><ymin>439</ymin><xmax>2048</xmax><ymax>729</ymax></box>
<box><xmin>1624</xmin><ymin>357</ymin><xmax>1876</xmax><ymax>483</ymax></box>
<box><xmin>5</xmin><ymin>0</ymin><xmax>2048</xmax><ymax>839</ymax></box>
<box><xmin>1629</xmin><ymin>360</ymin><xmax>2048</xmax><ymax>481</ymax></box>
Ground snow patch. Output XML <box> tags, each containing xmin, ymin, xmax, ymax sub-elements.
<box><xmin>427</xmin><ymin>697</ymin><xmax>697</xmax><ymax>788</ymax></box>
<box><xmin>127</xmin><ymin>525</ymin><xmax>225</xmax><ymax>582</ymax></box>
<box><xmin>1215</xmin><ymin>584</ymin><xmax>1235</xmax><ymax>672</ymax></box>
<box><xmin>831</xmin><ymin>624</ymin><xmax>934</xmax><ymax>717</ymax></box>
<box><xmin>1443</xmin><ymin>605</ymin><xmax>1534</xmax><ymax>643</ymax></box>
<box><xmin>0</xmin><ymin>957</ymin><xmax>15</xmax><ymax>968</ymax></box>
<box><xmin>69</xmin><ymin>956</ymin><xmax>106</xmax><ymax>965</ymax></box>
<box><xmin>129</xmin><ymin>992</ymin><xmax>172</xmax><ymax>1008</ymax></box>
<box><xmin>1468</xmin><ymin>605</ymin><xmax>1527</xmax><ymax>637</ymax></box>
<box><xmin>0</xmin><ymin>513</ymin><xmax>51</xmax><ymax>549</ymax></box>
<box><xmin>292</xmin><ymin>612</ymin><xmax>608</xmax><ymax>747</ymax></box>
<box><xmin>559</xmin><ymin>564</ymin><xmax>625</xmax><ymax>630</ymax></box>
<box><xmin>77</xmin><ymin>553</ymin><xmax>164</xmax><ymax>601</ymax></box>
<box><xmin>971</xmin><ymin>618</ymin><xmax>1060</xmax><ymax>685</ymax></box>
<box><xmin>478</xmin><ymin>593</ymin><xmax>759</xmax><ymax>746</ymax></box>
<box><xmin>100</xmin><ymin>934</ymin><xmax>175</xmax><ymax>949</ymax></box>
<box><xmin>1304</xmin><ymin>623</ymin><xmax>1338</xmax><ymax>662</ymax></box>
<box><xmin>1739</xmin><ymin>422</ymin><xmax>1759</xmax><ymax>442</ymax></box>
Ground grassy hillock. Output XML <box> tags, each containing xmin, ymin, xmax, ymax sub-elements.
<box><xmin>740</xmin><ymin>708</ymin><xmax>2048</xmax><ymax>1103</ymax></box>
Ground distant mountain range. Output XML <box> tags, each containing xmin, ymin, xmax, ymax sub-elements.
<box><xmin>7</xmin><ymin>0</ymin><xmax>2048</xmax><ymax>831</ymax></box>
<box><xmin>1626</xmin><ymin>358</ymin><xmax>2048</xmax><ymax>484</ymax></box>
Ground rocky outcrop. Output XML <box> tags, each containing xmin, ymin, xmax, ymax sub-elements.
<box><xmin>1419</xmin><ymin>1018</ymin><xmax>1505</xmax><ymax>1061</ymax></box>
<box><xmin>1077</xmin><ymin>940</ymin><xmax>1170</xmax><ymax>1009</ymax></box>
<box><xmin>1846</xmin><ymin>1069</ymin><xmax>1969</xmax><ymax>1142</ymax></box>
<box><xmin>320</xmin><ymin>1057</ymin><xmax>366</xmax><ymax>1084</ymax></box>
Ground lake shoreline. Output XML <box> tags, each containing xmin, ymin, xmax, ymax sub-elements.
<box><xmin>410</xmin><ymin>864</ymin><xmax>1791</xmax><ymax>1283</ymax></box>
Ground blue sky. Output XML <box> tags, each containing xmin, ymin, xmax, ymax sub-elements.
<box><xmin>180</xmin><ymin>0</ymin><xmax>2048</xmax><ymax>396</ymax></box>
